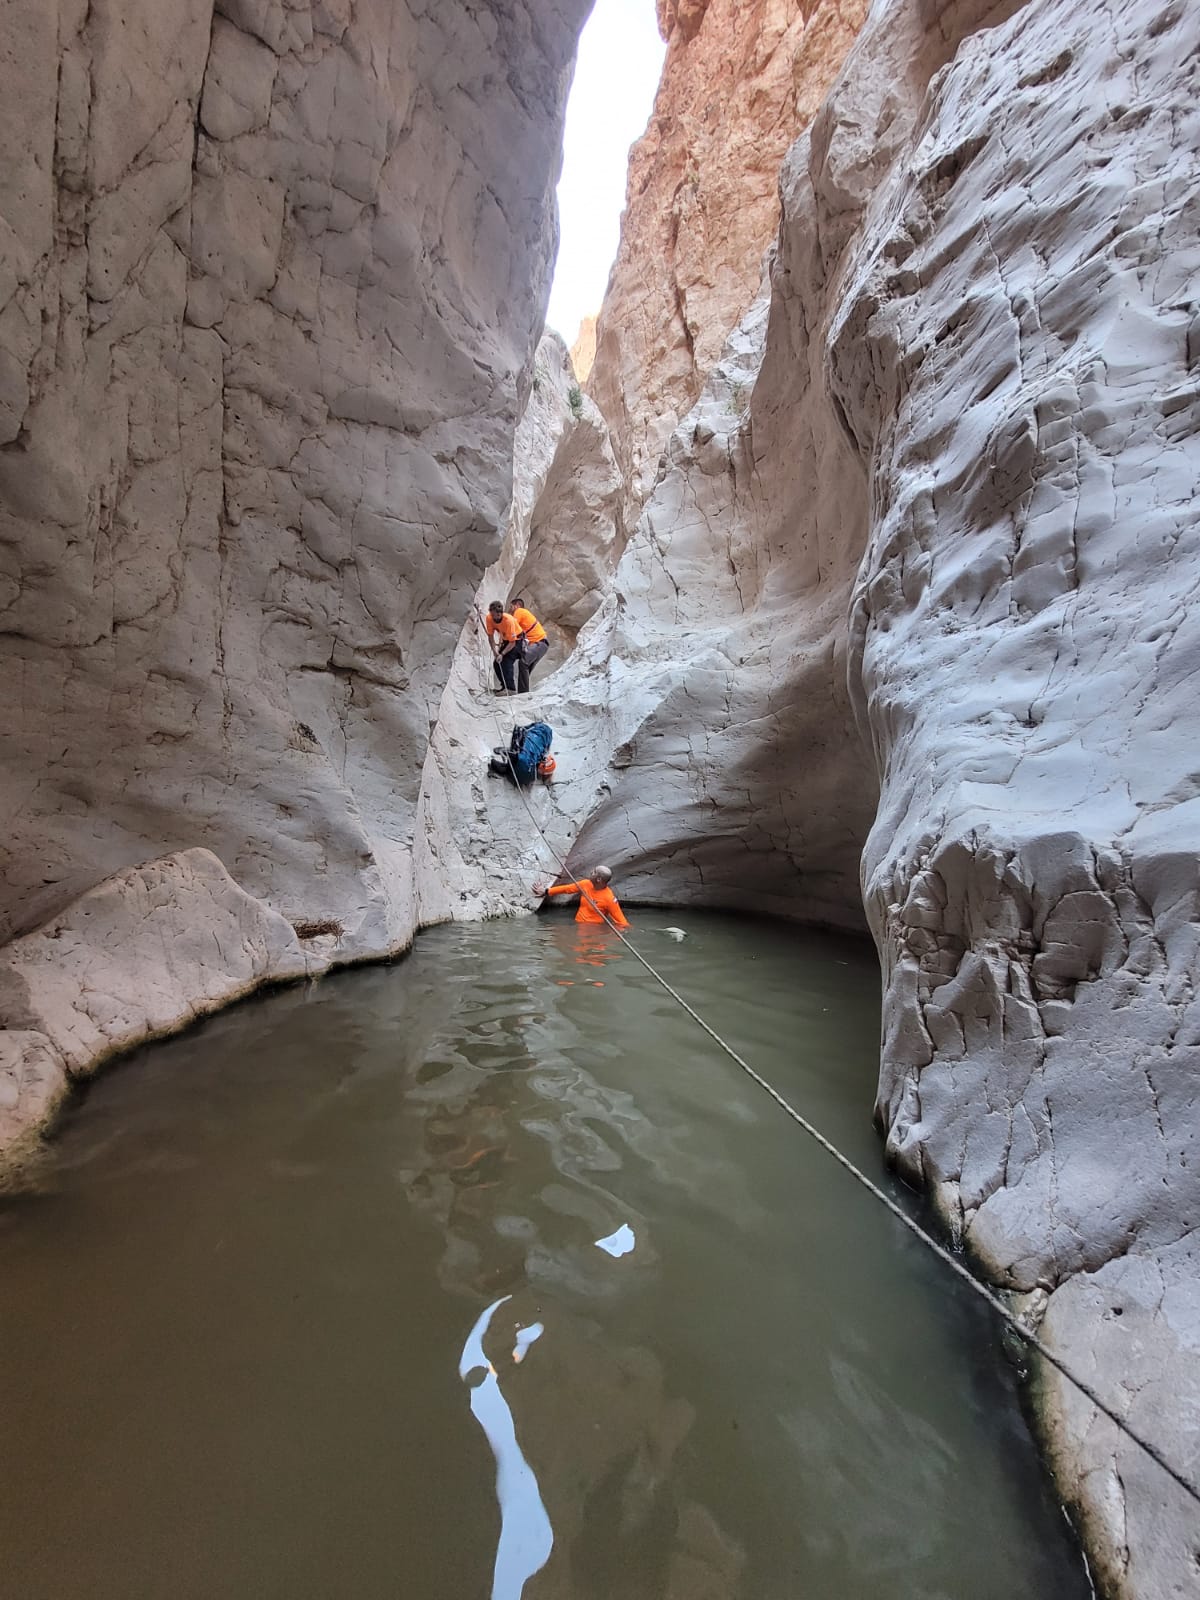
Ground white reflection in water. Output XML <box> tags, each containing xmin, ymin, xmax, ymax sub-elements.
<box><xmin>595</xmin><ymin>1223</ymin><xmax>636</xmax><ymax>1257</ymax></box>
<box><xmin>512</xmin><ymin>1322</ymin><xmax>543</xmax><ymax>1364</ymax></box>
<box><xmin>458</xmin><ymin>1295</ymin><xmax>553</xmax><ymax>1600</ymax></box>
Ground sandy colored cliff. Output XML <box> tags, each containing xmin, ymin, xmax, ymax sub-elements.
<box><xmin>587</xmin><ymin>0</ymin><xmax>870</xmax><ymax>506</ymax></box>
<box><xmin>569</xmin><ymin>313</ymin><xmax>598</xmax><ymax>382</ymax></box>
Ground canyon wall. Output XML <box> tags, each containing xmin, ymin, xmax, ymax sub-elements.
<box><xmin>0</xmin><ymin>0</ymin><xmax>590</xmax><ymax>1148</ymax></box>
<box><xmin>586</xmin><ymin>0</ymin><xmax>870</xmax><ymax>508</ymax></box>
<box><xmin>429</xmin><ymin>0</ymin><xmax>1200</xmax><ymax>1591</ymax></box>
<box><xmin>415</xmin><ymin>331</ymin><xmax>583</xmax><ymax>928</ymax></box>
<box><xmin>835</xmin><ymin>5</ymin><xmax>1200</xmax><ymax>1592</ymax></box>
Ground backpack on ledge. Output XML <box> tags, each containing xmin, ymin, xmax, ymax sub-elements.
<box><xmin>489</xmin><ymin>721</ymin><xmax>553</xmax><ymax>787</ymax></box>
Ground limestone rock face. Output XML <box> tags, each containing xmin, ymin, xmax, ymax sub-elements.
<box><xmin>514</xmin><ymin>389</ymin><xmax>625</xmax><ymax>642</ymax></box>
<box><xmin>587</xmin><ymin>0</ymin><xmax>870</xmax><ymax>505</ymax></box>
<box><xmin>493</xmin><ymin>332</ymin><xmax>581</xmax><ymax>608</ymax></box>
<box><xmin>0</xmin><ymin>0</ymin><xmax>589</xmax><ymax>1139</ymax></box>
<box><xmin>828</xmin><ymin>4</ymin><xmax>1200</xmax><ymax>1590</ymax></box>
<box><xmin>545</xmin><ymin>272</ymin><xmax>879</xmax><ymax>928</ymax></box>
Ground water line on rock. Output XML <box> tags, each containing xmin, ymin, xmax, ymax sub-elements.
<box><xmin>476</xmin><ymin>654</ymin><xmax>1200</xmax><ymax>1515</ymax></box>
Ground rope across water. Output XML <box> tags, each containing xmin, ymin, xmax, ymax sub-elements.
<box><xmin>471</xmin><ymin>612</ymin><xmax>1200</xmax><ymax>1513</ymax></box>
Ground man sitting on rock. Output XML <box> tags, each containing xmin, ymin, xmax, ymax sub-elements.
<box><xmin>510</xmin><ymin>596</ymin><xmax>549</xmax><ymax>692</ymax></box>
<box><xmin>485</xmin><ymin>599</ymin><xmax>523</xmax><ymax>692</ymax></box>
<box><xmin>533</xmin><ymin>865</ymin><xmax>630</xmax><ymax>928</ymax></box>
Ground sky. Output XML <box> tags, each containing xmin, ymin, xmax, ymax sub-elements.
<box><xmin>546</xmin><ymin>0</ymin><xmax>667</xmax><ymax>346</ymax></box>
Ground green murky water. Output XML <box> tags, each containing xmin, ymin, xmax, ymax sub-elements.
<box><xmin>0</xmin><ymin>912</ymin><xmax>1089</xmax><ymax>1599</ymax></box>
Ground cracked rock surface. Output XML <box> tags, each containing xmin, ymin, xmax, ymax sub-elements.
<box><xmin>834</xmin><ymin>2</ymin><xmax>1200</xmax><ymax>1590</ymax></box>
<box><xmin>0</xmin><ymin>0</ymin><xmax>588</xmax><ymax>1136</ymax></box>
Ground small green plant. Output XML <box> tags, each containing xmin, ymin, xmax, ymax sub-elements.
<box><xmin>729</xmin><ymin>381</ymin><xmax>748</xmax><ymax>417</ymax></box>
<box><xmin>567</xmin><ymin>384</ymin><xmax>584</xmax><ymax>419</ymax></box>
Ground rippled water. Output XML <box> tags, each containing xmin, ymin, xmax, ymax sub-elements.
<box><xmin>0</xmin><ymin>912</ymin><xmax>1090</xmax><ymax>1599</ymax></box>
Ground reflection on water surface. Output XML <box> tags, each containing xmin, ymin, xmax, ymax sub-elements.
<box><xmin>0</xmin><ymin>913</ymin><xmax>1090</xmax><ymax>1599</ymax></box>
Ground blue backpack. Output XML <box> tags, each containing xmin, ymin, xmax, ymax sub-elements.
<box><xmin>491</xmin><ymin>721</ymin><xmax>553</xmax><ymax>786</ymax></box>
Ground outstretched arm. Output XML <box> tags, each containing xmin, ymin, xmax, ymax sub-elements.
<box><xmin>532</xmin><ymin>880</ymin><xmax>581</xmax><ymax>898</ymax></box>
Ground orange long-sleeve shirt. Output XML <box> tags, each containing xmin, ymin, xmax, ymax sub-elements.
<box><xmin>546</xmin><ymin>879</ymin><xmax>630</xmax><ymax>928</ymax></box>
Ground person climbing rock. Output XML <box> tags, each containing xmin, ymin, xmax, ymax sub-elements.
<box><xmin>485</xmin><ymin>600</ymin><xmax>523</xmax><ymax>693</ymax></box>
<box><xmin>509</xmin><ymin>596</ymin><xmax>548</xmax><ymax>692</ymax></box>
<box><xmin>533</xmin><ymin>865</ymin><xmax>630</xmax><ymax>928</ymax></box>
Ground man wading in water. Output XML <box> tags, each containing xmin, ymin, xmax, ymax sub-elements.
<box><xmin>533</xmin><ymin>866</ymin><xmax>630</xmax><ymax>928</ymax></box>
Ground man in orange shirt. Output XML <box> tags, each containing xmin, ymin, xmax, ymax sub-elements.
<box><xmin>509</xmin><ymin>596</ymin><xmax>548</xmax><ymax>691</ymax></box>
<box><xmin>533</xmin><ymin>865</ymin><xmax>630</xmax><ymax>928</ymax></box>
<box><xmin>484</xmin><ymin>599</ymin><xmax>523</xmax><ymax>692</ymax></box>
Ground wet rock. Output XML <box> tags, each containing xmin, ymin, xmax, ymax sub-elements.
<box><xmin>0</xmin><ymin>1032</ymin><xmax>69</xmax><ymax>1165</ymax></box>
<box><xmin>0</xmin><ymin>849</ymin><xmax>311</xmax><ymax>1148</ymax></box>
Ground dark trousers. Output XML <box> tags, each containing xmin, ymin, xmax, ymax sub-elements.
<box><xmin>518</xmin><ymin>636</ymin><xmax>549</xmax><ymax>692</ymax></box>
<box><xmin>494</xmin><ymin>646</ymin><xmax>521</xmax><ymax>692</ymax></box>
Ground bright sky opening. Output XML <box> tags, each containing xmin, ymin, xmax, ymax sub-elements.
<box><xmin>546</xmin><ymin>0</ymin><xmax>667</xmax><ymax>346</ymax></box>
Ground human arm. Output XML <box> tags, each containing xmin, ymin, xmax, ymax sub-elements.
<box><xmin>532</xmin><ymin>879</ymin><xmax>581</xmax><ymax>898</ymax></box>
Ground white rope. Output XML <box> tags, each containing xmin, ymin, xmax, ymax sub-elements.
<box><xmin>467</xmin><ymin>609</ymin><xmax>1200</xmax><ymax>1512</ymax></box>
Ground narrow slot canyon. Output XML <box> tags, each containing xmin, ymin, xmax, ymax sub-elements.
<box><xmin>1</xmin><ymin>1</ymin><xmax>1198</xmax><ymax>1596</ymax></box>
